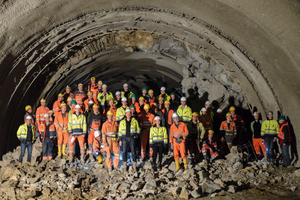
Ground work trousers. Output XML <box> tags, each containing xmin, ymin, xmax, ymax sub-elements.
<box><xmin>69</xmin><ymin>135</ymin><xmax>85</xmax><ymax>155</ymax></box>
<box><xmin>281</xmin><ymin>144</ymin><xmax>291</xmax><ymax>166</ymax></box>
<box><xmin>57</xmin><ymin>130</ymin><xmax>69</xmax><ymax>145</ymax></box>
<box><xmin>187</xmin><ymin>139</ymin><xmax>200</xmax><ymax>159</ymax></box>
<box><xmin>122</xmin><ymin>137</ymin><xmax>136</xmax><ymax>162</ymax></box>
<box><xmin>253</xmin><ymin>138</ymin><xmax>267</xmax><ymax>158</ymax></box>
<box><xmin>105</xmin><ymin>137</ymin><xmax>120</xmax><ymax>169</ymax></box>
<box><xmin>18</xmin><ymin>141</ymin><xmax>32</xmax><ymax>163</ymax></box>
<box><xmin>42</xmin><ymin>138</ymin><xmax>53</xmax><ymax>160</ymax></box>
<box><xmin>173</xmin><ymin>140</ymin><xmax>187</xmax><ymax>159</ymax></box>
<box><xmin>265</xmin><ymin>135</ymin><xmax>276</xmax><ymax>159</ymax></box>
<box><xmin>141</xmin><ymin>129</ymin><xmax>153</xmax><ymax>158</ymax></box>
<box><xmin>201</xmin><ymin>144</ymin><xmax>219</xmax><ymax>160</ymax></box>
<box><xmin>152</xmin><ymin>144</ymin><xmax>164</xmax><ymax>166</ymax></box>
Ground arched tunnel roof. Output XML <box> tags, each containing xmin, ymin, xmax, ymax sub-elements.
<box><xmin>0</xmin><ymin>0</ymin><xmax>299</xmax><ymax>159</ymax></box>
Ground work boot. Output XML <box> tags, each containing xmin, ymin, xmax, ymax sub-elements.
<box><xmin>175</xmin><ymin>159</ymin><xmax>180</xmax><ymax>172</ymax></box>
<box><xmin>62</xmin><ymin>145</ymin><xmax>67</xmax><ymax>156</ymax></box>
<box><xmin>133</xmin><ymin>162</ymin><xmax>137</xmax><ymax>172</ymax></box>
<box><xmin>123</xmin><ymin>162</ymin><xmax>127</xmax><ymax>172</ymax></box>
<box><xmin>69</xmin><ymin>154</ymin><xmax>73</xmax><ymax>162</ymax></box>
<box><xmin>27</xmin><ymin>162</ymin><xmax>31</xmax><ymax>166</ymax></box>
<box><xmin>57</xmin><ymin>145</ymin><xmax>62</xmax><ymax>158</ymax></box>
<box><xmin>183</xmin><ymin>159</ymin><xmax>188</xmax><ymax>170</ymax></box>
<box><xmin>89</xmin><ymin>153</ymin><xmax>95</xmax><ymax>162</ymax></box>
<box><xmin>18</xmin><ymin>162</ymin><xmax>22</xmax><ymax>166</ymax></box>
<box><xmin>80</xmin><ymin>154</ymin><xmax>85</xmax><ymax>164</ymax></box>
<box><xmin>96</xmin><ymin>155</ymin><xmax>103</xmax><ymax>164</ymax></box>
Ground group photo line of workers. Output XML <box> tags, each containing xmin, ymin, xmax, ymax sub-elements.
<box><xmin>17</xmin><ymin>77</ymin><xmax>294</xmax><ymax>173</ymax></box>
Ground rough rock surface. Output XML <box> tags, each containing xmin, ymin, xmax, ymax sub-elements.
<box><xmin>0</xmin><ymin>142</ymin><xmax>299</xmax><ymax>199</ymax></box>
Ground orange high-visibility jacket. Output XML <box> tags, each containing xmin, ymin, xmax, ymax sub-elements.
<box><xmin>39</xmin><ymin>123</ymin><xmax>56</xmax><ymax>142</ymax></box>
<box><xmin>102</xmin><ymin>120</ymin><xmax>119</xmax><ymax>142</ymax></box>
<box><xmin>139</xmin><ymin>112</ymin><xmax>155</xmax><ymax>129</ymax></box>
<box><xmin>74</xmin><ymin>91</ymin><xmax>86</xmax><ymax>105</ymax></box>
<box><xmin>170</xmin><ymin>122</ymin><xmax>189</xmax><ymax>143</ymax></box>
<box><xmin>54</xmin><ymin>112</ymin><xmax>69</xmax><ymax>131</ymax></box>
<box><xmin>162</xmin><ymin>108</ymin><xmax>174</xmax><ymax>125</ymax></box>
<box><xmin>220</xmin><ymin>120</ymin><xmax>237</xmax><ymax>136</ymax></box>
<box><xmin>53</xmin><ymin>100</ymin><xmax>62</xmax><ymax>116</ymax></box>
<box><xmin>36</xmin><ymin>106</ymin><xmax>50</xmax><ymax>127</ymax></box>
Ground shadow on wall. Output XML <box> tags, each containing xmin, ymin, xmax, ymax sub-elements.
<box><xmin>286</xmin><ymin>116</ymin><xmax>298</xmax><ymax>165</ymax></box>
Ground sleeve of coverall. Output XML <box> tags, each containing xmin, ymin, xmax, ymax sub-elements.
<box><xmin>82</xmin><ymin>115</ymin><xmax>87</xmax><ymax>135</ymax></box>
<box><xmin>68</xmin><ymin>115</ymin><xmax>73</xmax><ymax>135</ymax></box>
<box><xmin>149</xmin><ymin>127</ymin><xmax>154</xmax><ymax>147</ymax></box>
<box><xmin>163</xmin><ymin>127</ymin><xmax>168</xmax><ymax>145</ymax></box>
<box><xmin>199</xmin><ymin>122</ymin><xmax>205</xmax><ymax>140</ymax></box>
<box><xmin>16</xmin><ymin>125</ymin><xmax>23</xmax><ymax>140</ymax></box>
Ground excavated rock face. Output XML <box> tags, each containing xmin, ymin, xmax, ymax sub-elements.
<box><xmin>0</xmin><ymin>1</ymin><xmax>299</xmax><ymax>163</ymax></box>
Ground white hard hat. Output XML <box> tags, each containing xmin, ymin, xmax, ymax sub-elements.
<box><xmin>88</xmin><ymin>100</ymin><xmax>94</xmax><ymax>105</ymax></box>
<box><xmin>217</xmin><ymin>108</ymin><xmax>222</xmax><ymax>113</ymax></box>
<box><xmin>160</xmin><ymin>87</ymin><xmax>166</xmax><ymax>91</ymax></box>
<box><xmin>115</xmin><ymin>91</ymin><xmax>121</xmax><ymax>95</ymax></box>
<box><xmin>154</xmin><ymin>116</ymin><xmax>161</xmax><ymax>121</ymax></box>
<box><xmin>94</xmin><ymin>130</ymin><xmax>100</xmax><ymax>138</ymax></box>
<box><xmin>205</xmin><ymin>101</ymin><xmax>211</xmax><ymax>105</ymax></box>
<box><xmin>253</xmin><ymin>112</ymin><xmax>259</xmax><ymax>116</ymax></box>
<box><xmin>125</xmin><ymin>109</ymin><xmax>131</xmax><ymax>113</ymax></box>
<box><xmin>123</xmin><ymin>83</ymin><xmax>128</xmax><ymax>87</ymax></box>
<box><xmin>181</xmin><ymin>97</ymin><xmax>186</xmax><ymax>102</ymax></box>
<box><xmin>75</xmin><ymin>104</ymin><xmax>81</xmax><ymax>109</ymax></box>
<box><xmin>25</xmin><ymin>116</ymin><xmax>32</xmax><ymax>120</ymax></box>
<box><xmin>44</xmin><ymin>114</ymin><xmax>49</xmax><ymax>118</ymax></box>
<box><xmin>201</xmin><ymin>107</ymin><xmax>207</xmax><ymax>112</ymax></box>
<box><xmin>172</xmin><ymin>113</ymin><xmax>179</xmax><ymax>119</ymax></box>
<box><xmin>122</xmin><ymin>97</ymin><xmax>127</xmax><ymax>102</ymax></box>
<box><xmin>102</xmin><ymin>84</ymin><xmax>107</xmax><ymax>88</ymax></box>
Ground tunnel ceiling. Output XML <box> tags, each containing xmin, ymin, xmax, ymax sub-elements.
<box><xmin>0</xmin><ymin>0</ymin><xmax>299</xmax><ymax>157</ymax></box>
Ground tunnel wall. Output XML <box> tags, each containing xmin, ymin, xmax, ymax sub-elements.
<box><xmin>0</xmin><ymin>0</ymin><xmax>299</xmax><ymax>163</ymax></box>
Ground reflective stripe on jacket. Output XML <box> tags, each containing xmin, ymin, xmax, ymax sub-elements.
<box><xmin>187</xmin><ymin>120</ymin><xmax>205</xmax><ymax>140</ymax></box>
<box><xmin>170</xmin><ymin>122</ymin><xmax>189</xmax><ymax>143</ymax></box>
<box><xmin>17</xmin><ymin>124</ymin><xmax>35</xmax><ymax>143</ymax></box>
<box><xmin>261</xmin><ymin>119</ymin><xmax>279</xmax><ymax>137</ymax></box>
<box><xmin>68</xmin><ymin>112</ymin><xmax>87</xmax><ymax>136</ymax></box>
<box><xmin>177</xmin><ymin>105</ymin><xmax>192</xmax><ymax>123</ymax></box>
<box><xmin>39</xmin><ymin>123</ymin><xmax>56</xmax><ymax>141</ymax></box>
<box><xmin>149</xmin><ymin>125</ymin><xmax>168</xmax><ymax>146</ymax></box>
<box><xmin>116</xmin><ymin>106</ymin><xmax>129</xmax><ymax>123</ymax></box>
<box><xmin>118</xmin><ymin>117</ymin><xmax>140</xmax><ymax>139</ymax></box>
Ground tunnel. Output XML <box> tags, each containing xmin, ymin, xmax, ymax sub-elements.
<box><xmin>0</xmin><ymin>0</ymin><xmax>299</xmax><ymax>164</ymax></box>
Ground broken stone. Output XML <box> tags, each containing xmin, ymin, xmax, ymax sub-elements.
<box><xmin>233</xmin><ymin>162</ymin><xmax>243</xmax><ymax>170</ymax></box>
<box><xmin>179</xmin><ymin>187</ymin><xmax>189</xmax><ymax>199</ymax></box>
<box><xmin>142</xmin><ymin>183</ymin><xmax>156</xmax><ymax>195</ymax></box>
<box><xmin>201</xmin><ymin>179</ymin><xmax>221</xmax><ymax>194</ymax></box>
<box><xmin>191</xmin><ymin>190</ymin><xmax>201</xmax><ymax>198</ymax></box>
<box><xmin>228</xmin><ymin>185</ymin><xmax>236</xmax><ymax>193</ymax></box>
<box><xmin>169</xmin><ymin>187</ymin><xmax>180</xmax><ymax>197</ymax></box>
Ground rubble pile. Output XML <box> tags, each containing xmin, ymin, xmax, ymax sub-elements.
<box><xmin>0</xmin><ymin>143</ymin><xmax>299</xmax><ymax>199</ymax></box>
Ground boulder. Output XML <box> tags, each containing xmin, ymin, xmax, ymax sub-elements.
<box><xmin>201</xmin><ymin>179</ymin><xmax>221</xmax><ymax>194</ymax></box>
<box><xmin>179</xmin><ymin>187</ymin><xmax>189</xmax><ymax>199</ymax></box>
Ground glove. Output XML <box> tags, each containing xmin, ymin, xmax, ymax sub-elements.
<box><xmin>175</xmin><ymin>138</ymin><xmax>182</xmax><ymax>144</ymax></box>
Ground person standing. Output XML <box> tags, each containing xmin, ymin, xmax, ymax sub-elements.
<box><xmin>116</xmin><ymin>97</ymin><xmax>129</xmax><ymax>124</ymax></box>
<box><xmin>149</xmin><ymin>116</ymin><xmax>168</xmax><ymax>170</ymax></box>
<box><xmin>74</xmin><ymin>83</ymin><xmax>87</xmax><ymax>111</ymax></box>
<box><xmin>97</xmin><ymin>84</ymin><xmax>114</xmax><ymax>110</ymax></box>
<box><xmin>39</xmin><ymin>114</ymin><xmax>56</xmax><ymax>161</ymax></box>
<box><xmin>53</xmin><ymin>93</ymin><xmax>64</xmax><ymax>116</ymax></box>
<box><xmin>24</xmin><ymin>105</ymin><xmax>36</xmax><ymax>126</ymax></box>
<box><xmin>102</xmin><ymin>111</ymin><xmax>120</xmax><ymax>171</ymax></box>
<box><xmin>63</xmin><ymin>86</ymin><xmax>74</xmax><ymax>103</ymax></box>
<box><xmin>87</xmin><ymin>104</ymin><xmax>103</xmax><ymax>161</ymax></box>
<box><xmin>177</xmin><ymin>97</ymin><xmax>192</xmax><ymax>124</ymax></box>
<box><xmin>187</xmin><ymin>112</ymin><xmax>205</xmax><ymax>164</ymax></box>
<box><xmin>278</xmin><ymin>116</ymin><xmax>291</xmax><ymax>166</ymax></box>
<box><xmin>250</xmin><ymin>112</ymin><xmax>266</xmax><ymax>159</ymax></box>
<box><xmin>170</xmin><ymin>113</ymin><xmax>189</xmax><ymax>172</ymax></box>
<box><xmin>219</xmin><ymin>113</ymin><xmax>237</xmax><ymax>150</ymax></box>
<box><xmin>36</xmin><ymin>99</ymin><xmax>49</xmax><ymax>131</ymax></box>
<box><xmin>17</xmin><ymin>116</ymin><xmax>35</xmax><ymax>166</ymax></box>
<box><xmin>54</xmin><ymin>103</ymin><xmax>69</xmax><ymax>158</ymax></box>
<box><xmin>68</xmin><ymin>104</ymin><xmax>87</xmax><ymax>163</ymax></box>
<box><xmin>121</xmin><ymin>83</ymin><xmax>134</xmax><ymax>99</ymax></box>
<box><xmin>261</xmin><ymin>111</ymin><xmax>280</xmax><ymax>163</ymax></box>
<box><xmin>119</xmin><ymin>109</ymin><xmax>140</xmax><ymax>172</ymax></box>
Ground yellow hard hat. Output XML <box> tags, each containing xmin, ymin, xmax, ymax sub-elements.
<box><xmin>148</xmin><ymin>90</ymin><xmax>154</xmax><ymax>94</ymax></box>
<box><xmin>107</xmin><ymin>110</ymin><xmax>114</xmax><ymax>116</ymax></box>
<box><xmin>66</xmin><ymin>86</ymin><xmax>71</xmax><ymax>90</ymax></box>
<box><xmin>152</xmin><ymin>102</ymin><xmax>157</xmax><ymax>107</ymax></box>
<box><xmin>67</xmin><ymin>97</ymin><xmax>73</xmax><ymax>102</ymax></box>
<box><xmin>98</xmin><ymin>81</ymin><xmax>103</xmax><ymax>85</ymax></box>
<box><xmin>58</xmin><ymin>93</ymin><xmax>63</xmax><ymax>97</ymax></box>
<box><xmin>61</xmin><ymin>103</ymin><xmax>67</xmax><ymax>107</ymax></box>
<box><xmin>226</xmin><ymin>113</ymin><xmax>232</xmax><ymax>117</ymax></box>
<box><xmin>139</xmin><ymin>96</ymin><xmax>145</xmax><ymax>101</ymax></box>
<box><xmin>229</xmin><ymin>106</ymin><xmax>235</xmax><ymax>111</ymax></box>
<box><xmin>192</xmin><ymin>112</ymin><xmax>198</xmax><ymax>117</ymax></box>
<box><xmin>164</xmin><ymin>100</ymin><xmax>170</xmax><ymax>105</ymax></box>
<box><xmin>208</xmin><ymin>130</ymin><xmax>214</xmax><ymax>134</ymax></box>
<box><xmin>144</xmin><ymin>104</ymin><xmax>150</xmax><ymax>110</ymax></box>
<box><xmin>91</xmin><ymin>77</ymin><xmax>96</xmax><ymax>81</ymax></box>
<box><xmin>25</xmin><ymin>105</ymin><xmax>32</xmax><ymax>111</ymax></box>
<box><xmin>87</xmin><ymin>91</ymin><xmax>93</xmax><ymax>95</ymax></box>
<box><xmin>93</xmin><ymin>104</ymin><xmax>99</xmax><ymax>109</ymax></box>
<box><xmin>78</xmin><ymin>83</ymin><xmax>83</xmax><ymax>87</ymax></box>
<box><xmin>40</xmin><ymin>99</ymin><xmax>46</xmax><ymax>103</ymax></box>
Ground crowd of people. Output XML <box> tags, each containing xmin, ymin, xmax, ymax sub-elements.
<box><xmin>16</xmin><ymin>77</ymin><xmax>292</xmax><ymax>173</ymax></box>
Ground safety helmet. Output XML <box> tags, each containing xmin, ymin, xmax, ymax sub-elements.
<box><xmin>125</xmin><ymin>109</ymin><xmax>131</xmax><ymax>113</ymax></box>
<box><xmin>131</xmin><ymin>94</ymin><xmax>136</xmax><ymax>98</ymax></box>
<box><xmin>279</xmin><ymin>116</ymin><xmax>286</xmax><ymax>121</ymax></box>
<box><xmin>88</xmin><ymin>100</ymin><xmax>94</xmax><ymax>105</ymax></box>
<box><xmin>181</xmin><ymin>97</ymin><xmax>186</xmax><ymax>102</ymax></box>
<box><xmin>44</xmin><ymin>114</ymin><xmax>49</xmax><ymax>118</ymax></box>
<box><xmin>164</xmin><ymin>100</ymin><xmax>170</xmax><ymax>105</ymax></box>
<box><xmin>66</xmin><ymin>86</ymin><xmax>71</xmax><ymax>90</ymax></box>
<box><xmin>107</xmin><ymin>110</ymin><xmax>114</xmax><ymax>116</ymax></box>
<box><xmin>192</xmin><ymin>112</ymin><xmax>198</xmax><ymax>117</ymax></box>
<box><xmin>93</xmin><ymin>104</ymin><xmax>99</xmax><ymax>109</ymax></box>
<box><xmin>172</xmin><ymin>113</ymin><xmax>179</xmax><ymax>119</ymax></box>
<box><xmin>160</xmin><ymin>87</ymin><xmax>166</xmax><ymax>91</ymax></box>
<box><xmin>123</xmin><ymin>83</ymin><xmax>128</xmax><ymax>88</ymax></box>
<box><xmin>102</xmin><ymin>84</ymin><xmax>107</xmax><ymax>88</ymax></box>
<box><xmin>201</xmin><ymin>107</ymin><xmax>207</xmax><ymax>112</ymax></box>
<box><xmin>67</xmin><ymin>97</ymin><xmax>73</xmax><ymax>102</ymax></box>
<box><xmin>40</xmin><ymin>99</ymin><xmax>46</xmax><ymax>103</ymax></box>
<box><xmin>25</xmin><ymin>105</ymin><xmax>32</xmax><ymax>111</ymax></box>
<box><xmin>94</xmin><ymin>130</ymin><xmax>100</xmax><ymax>138</ymax></box>
<box><xmin>71</xmin><ymin>100</ymin><xmax>76</xmax><ymax>105</ymax></box>
<box><xmin>98</xmin><ymin>81</ymin><xmax>103</xmax><ymax>85</ymax></box>
<box><xmin>144</xmin><ymin>104</ymin><xmax>150</xmax><ymax>110</ymax></box>
<box><xmin>229</xmin><ymin>106</ymin><xmax>235</xmax><ymax>111</ymax></box>
<box><xmin>121</xmin><ymin>97</ymin><xmax>127</xmax><ymax>102</ymax></box>
<box><xmin>25</xmin><ymin>115</ymin><xmax>32</xmax><ymax>120</ymax></box>
<box><xmin>75</xmin><ymin>104</ymin><xmax>81</xmax><ymax>109</ymax></box>
<box><xmin>154</xmin><ymin>116</ymin><xmax>161</xmax><ymax>121</ymax></box>
<box><xmin>217</xmin><ymin>108</ymin><xmax>222</xmax><ymax>113</ymax></box>
<box><xmin>58</xmin><ymin>93</ymin><xmax>64</xmax><ymax>97</ymax></box>
<box><xmin>91</xmin><ymin>77</ymin><xmax>96</xmax><ymax>81</ymax></box>
<box><xmin>115</xmin><ymin>91</ymin><xmax>121</xmax><ymax>96</ymax></box>
<box><xmin>226</xmin><ymin>113</ymin><xmax>232</xmax><ymax>117</ymax></box>
<box><xmin>142</xmin><ymin>87</ymin><xmax>147</xmax><ymax>91</ymax></box>
<box><xmin>148</xmin><ymin>89</ymin><xmax>154</xmax><ymax>94</ymax></box>
<box><xmin>267</xmin><ymin>111</ymin><xmax>273</xmax><ymax>115</ymax></box>
<box><xmin>78</xmin><ymin>83</ymin><xmax>83</xmax><ymax>87</ymax></box>
<box><xmin>61</xmin><ymin>103</ymin><xmax>67</xmax><ymax>107</ymax></box>
<box><xmin>208</xmin><ymin>130</ymin><xmax>214</xmax><ymax>134</ymax></box>
<box><xmin>139</xmin><ymin>97</ymin><xmax>145</xmax><ymax>101</ymax></box>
